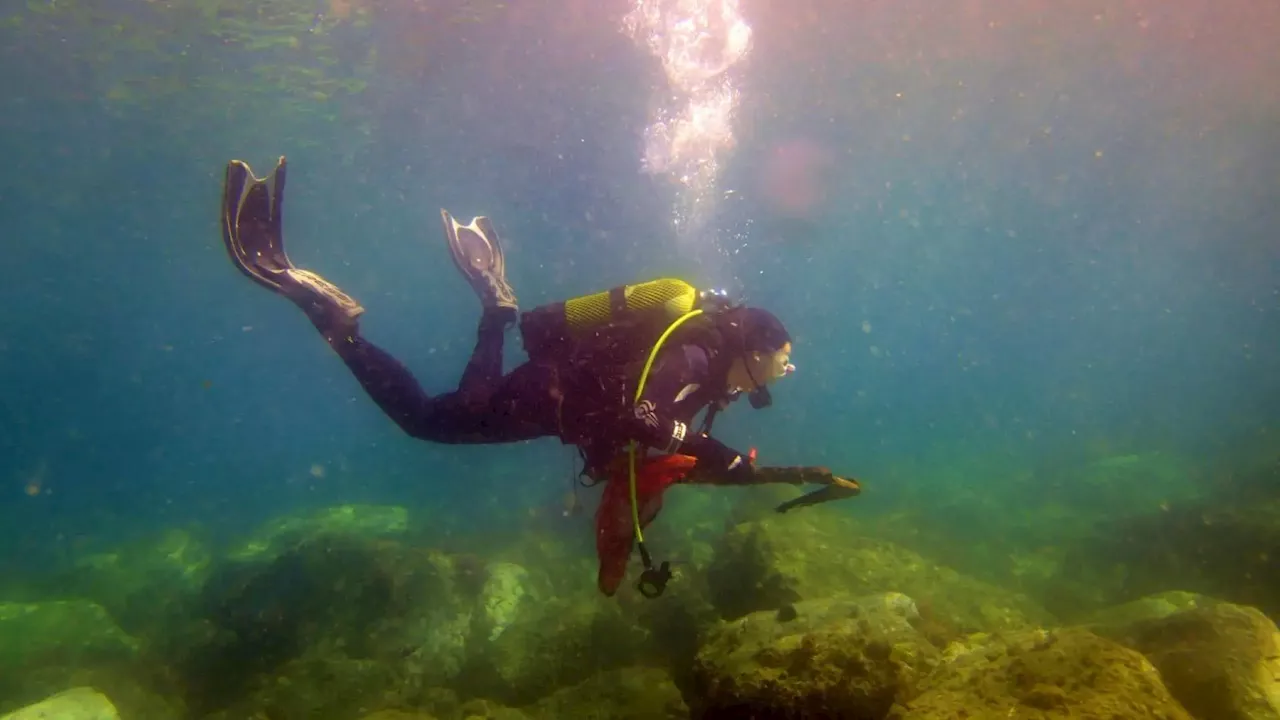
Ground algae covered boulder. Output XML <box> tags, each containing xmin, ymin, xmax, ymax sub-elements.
<box><xmin>226</xmin><ymin>504</ymin><xmax>410</xmax><ymax>563</ymax></box>
<box><xmin>174</xmin><ymin>532</ymin><xmax>411</xmax><ymax>715</ymax></box>
<box><xmin>56</xmin><ymin>528</ymin><xmax>212</xmax><ymax>638</ymax></box>
<box><xmin>1074</xmin><ymin>451</ymin><xmax>1199</xmax><ymax>510</ymax></box>
<box><xmin>706</xmin><ymin>514</ymin><xmax>1054</xmax><ymax>633</ymax></box>
<box><xmin>456</xmin><ymin>581</ymin><xmax>652</xmax><ymax>706</ymax></box>
<box><xmin>524</xmin><ymin>667</ymin><xmax>687</xmax><ymax>720</ymax></box>
<box><xmin>1081</xmin><ymin>590</ymin><xmax>1221</xmax><ymax>629</ymax></box>
<box><xmin>367</xmin><ymin>549</ymin><xmax>485</xmax><ymax>687</ymax></box>
<box><xmin>0</xmin><ymin>600</ymin><xmax>139</xmax><ymax>674</ymax></box>
<box><xmin>0</xmin><ymin>687</ymin><xmax>119</xmax><ymax>720</ymax></box>
<box><xmin>1094</xmin><ymin>601</ymin><xmax>1280</xmax><ymax>720</ymax></box>
<box><xmin>888</xmin><ymin>627</ymin><xmax>1193</xmax><ymax>719</ymax></box>
<box><xmin>1057</xmin><ymin>455</ymin><xmax>1280</xmax><ymax>618</ymax></box>
<box><xmin>3</xmin><ymin>666</ymin><xmax>181</xmax><ymax>720</ymax></box>
<box><xmin>201</xmin><ymin>652</ymin><xmax>403</xmax><ymax>720</ymax></box>
<box><xmin>690</xmin><ymin>593</ymin><xmax>941</xmax><ymax>718</ymax></box>
<box><xmin>457</xmin><ymin>700</ymin><xmax>531</xmax><ymax>719</ymax></box>
<box><xmin>181</xmin><ymin>535</ymin><xmax>496</xmax><ymax>719</ymax></box>
<box><xmin>358</xmin><ymin>712</ymin><xmax>440</xmax><ymax>720</ymax></box>
<box><xmin>0</xmin><ymin>602</ymin><xmax>147</xmax><ymax>716</ymax></box>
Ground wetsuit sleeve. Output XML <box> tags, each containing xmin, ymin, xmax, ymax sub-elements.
<box><xmin>627</xmin><ymin>344</ymin><xmax>708</xmax><ymax>453</ymax></box>
<box><xmin>628</xmin><ymin>346</ymin><xmax>753</xmax><ymax>483</ymax></box>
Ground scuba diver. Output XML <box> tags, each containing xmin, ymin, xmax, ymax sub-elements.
<box><xmin>220</xmin><ymin>157</ymin><xmax>802</xmax><ymax>597</ymax></box>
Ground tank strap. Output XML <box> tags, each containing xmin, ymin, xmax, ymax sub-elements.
<box><xmin>609</xmin><ymin>285</ymin><xmax>628</xmax><ymax>315</ymax></box>
<box><xmin>699</xmin><ymin>403</ymin><xmax>722</xmax><ymax>435</ymax></box>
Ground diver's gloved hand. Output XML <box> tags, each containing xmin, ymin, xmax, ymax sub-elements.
<box><xmin>690</xmin><ymin>434</ymin><xmax>754</xmax><ymax>484</ymax></box>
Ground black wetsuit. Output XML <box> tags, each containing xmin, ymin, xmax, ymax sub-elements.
<box><xmin>330</xmin><ymin>308</ymin><xmax>745</xmax><ymax>479</ymax></box>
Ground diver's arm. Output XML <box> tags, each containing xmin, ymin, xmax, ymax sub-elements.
<box><xmin>626</xmin><ymin>344</ymin><xmax>705</xmax><ymax>451</ymax></box>
<box><xmin>627</xmin><ymin>346</ymin><xmax>754</xmax><ymax>482</ymax></box>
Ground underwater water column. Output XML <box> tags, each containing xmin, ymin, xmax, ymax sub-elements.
<box><xmin>623</xmin><ymin>0</ymin><xmax>754</xmax><ymax>258</ymax></box>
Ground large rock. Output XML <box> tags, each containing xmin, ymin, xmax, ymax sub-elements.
<box><xmin>188</xmin><ymin>539</ymin><xmax>482</xmax><ymax>719</ymax></box>
<box><xmin>173</xmin><ymin>533</ymin><xmax>409</xmax><ymax>715</ymax></box>
<box><xmin>358</xmin><ymin>712</ymin><xmax>439</xmax><ymax>720</ymax></box>
<box><xmin>1094</xmin><ymin>601</ymin><xmax>1280</xmax><ymax>720</ymax></box>
<box><xmin>1081</xmin><ymin>590</ymin><xmax>1220</xmax><ymax>629</ymax></box>
<box><xmin>226</xmin><ymin>504</ymin><xmax>409</xmax><ymax>563</ymax></box>
<box><xmin>0</xmin><ymin>601</ymin><xmax>176</xmax><ymax>719</ymax></box>
<box><xmin>365</xmin><ymin>549</ymin><xmax>487</xmax><ymax>689</ymax></box>
<box><xmin>888</xmin><ymin>628</ymin><xmax>1194</xmax><ymax>719</ymax></box>
<box><xmin>453</xmin><ymin>699</ymin><xmax>530</xmax><ymax>720</ymax></box>
<box><xmin>455</xmin><ymin>581</ymin><xmax>652</xmax><ymax>706</ymax></box>
<box><xmin>706</xmin><ymin>514</ymin><xmax>1055</xmax><ymax>634</ymax></box>
<box><xmin>44</xmin><ymin>528</ymin><xmax>212</xmax><ymax>639</ymax></box>
<box><xmin>523</xmin><ymin>667</ymin><xmax>687</xmax><ymax>720</ymax></box>
<box><xmin>0</xmin><ymin>687</ymin><xmax>119</xmax><ymax>720</ymax></box>
<box><xmin>201</xmin><ymin>652</ymin><xmax>402</xmax><ymax>720</ymax></box>
<box><xmin>690</xmin><ymin>593</ymin><xmax>941</xmax><ymax>718</ymax></box>
<box><xmin>0</xmin><ymin>601</ymin><xmax>138</xmax><ymax>676</ymax></box>
<box><xmin>1072</xmin><ymin>452</ymin><xmax>1200</xmax><ymax>510</ymax></box>
<box><xmin>1056</xmin><ymin>455</ymin><xmax>1280</xmax><ymax>618</ymax></box>
<box><xmin>174</xmin><ymin>524</ymin><xmax>645</xmax><ymax>715</ymax></box>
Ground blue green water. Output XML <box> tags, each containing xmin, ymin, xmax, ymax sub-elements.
<box><xmin>0</xmin><ymin>0</ymin><xmax>1276</xmax><ymax>628</ymax></box>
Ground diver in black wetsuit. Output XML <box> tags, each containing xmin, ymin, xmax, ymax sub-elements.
<box><xmin>220</xmin><ymin>157</ymin><xmax>795</xmax><ymax>489</ymax></box>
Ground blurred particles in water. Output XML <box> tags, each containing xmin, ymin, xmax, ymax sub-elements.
<box><xmin>624</xmin><ymin>0</ymin><xmax>753</xmax><ymax>245</ymax></box>
<box><xmin>0</xmin><ymin>0</ymin><xmax>1278</xmax><ymax>719</ymax></box>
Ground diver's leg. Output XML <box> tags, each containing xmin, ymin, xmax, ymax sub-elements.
<box><xmin>220</xmin><ymin>158</ymin><xmax>540</xmax><ymax>443</ymax></box>
<box><xmin>321</xmin><ymin>305</ymin><xmax>537</xmax><ymax>443</ymax></box>
<box><xmin>456</xmin><ymin>306</ymin><xmax>517</xmax><ymax>401</ymax></box>
<box><xmin>220</xmin><ymin>156</ymin><xmax>453</xmax><ymax>440</ymax></box>
<box><xmin>330</xmin><ymin>331</ymin><xmax>554</xmax><ymax>444</ymax></box>
<box><xmin>321</xmin><ymin>334</ymin><xmax>444</xmax><ymax>439</ymax></box>
<box><xmin>327</xmin><ymin>305</ymin><xmax>553</xmax><ymax>443</ymax></box>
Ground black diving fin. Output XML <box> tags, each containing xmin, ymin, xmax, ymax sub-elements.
<box><xmin>221</xmin><ymin>156</ymin><xmax>364</xmax><ymax>331</ymax></box>
<box><xmin>439</xmin><ymin>209</ymin><xmax>518</xmax><ymax>311</ymax></box>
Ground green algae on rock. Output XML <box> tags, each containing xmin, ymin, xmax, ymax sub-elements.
<box><xmin>706</xmin><ymin>514</ymin><xmax>1056</xmax><ymax>633</ymax></box>
<box><xmin>457</xmin><ymin>590</ymin><xmax>651</xmax><ymax>707</ymax></box>
<box><xmin>1056</xmin><ymin>452</ymin><xmax>1280</xmax><ymax>619</ymax></box>
<box><xmin>1093</xmin><ymin>601</ymin><xmax>1280</xmax><ymax>720</ymax></box>
<box><xmin>53</xmin><ymin>528</ymin><xmax>212</xmax><ymax>638</ymax></box>
<box><xmin>888</xmin><ymin>627</ymin><xmax>1194</xmax><ymax>719</ymax></box>
<box><xmin>176</xmin><ymin>533</ymin><xmax>409</xmax><ymax>715</ymax></box>
<box><xmin>367</xmin><ymin>549</ymin><xmax>481</xmax><ymax>687</ymax></box>
<box><xmin>4</xmin><ymin>666</ymin><xmax>181</xmax><ymax>720</ymax></box>
<box><xmin>357</xmin><ymin>711</ymin><xmax>440</xmax><ymax>720</ymax></box>
<box><xmin>0</xmin><ymin>687</ymin><xmax>119</xmax><ymax>720</ymax></box>
<box><xmin>456</xmin><ymin>698</ymin><xmax>532</xmax><ymax>720</ymax></box>
<box><xmin>690</xmin><ymin>593</ymin><xmax>941</xmax><ymax>718</ymax></box>
<box><xmin>479</xmin><ymin>563</ymin><xmax>532</xmax><ymax>642</ymax></box>
<box><xmin>171</xmin><ymin>524</ymin><xmax>653</xmax><ymax>715</ymax></box>
<box><xmin>0</xmin><ymin>602</ymin><xmax>150</xmax><ymax>717</ymax></box>
<box><xmin>1078</xmin><ymin>452</ymin><xmax>1198</xmax><ymax>507</ymax></box>
<box><xmin>358</xmin><ymin>711</ymin><xmax>440</xmax><ymax>720</ymax></box>
<box><xmin>1080</xmin><ymin>590</ymin><xmax>1222</xmax><ymax>629</ymax></box>
<box><xmin>226</xmin><ymin>504</ymin><xmax>409</xmax><ymax>562</ymax></box>
<box><xmin>0</xmin><ymin>600</ymin><xmax>139</xmax><ymax>672</ymax></box>
<box><xmin>199</xmin><ymin>651</ymin><xmax>404</xmax><ymax>720</ymax></box>
<box><xmin>524</xmin><ymin>667</ymin><xmax>688</xmax><ymax>720</ymax></box>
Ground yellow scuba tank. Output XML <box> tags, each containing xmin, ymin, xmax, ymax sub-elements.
<box><xmin>519</xmin><ymin>278</ymin><xmax>701</xmax><ymax>366</ymax></box>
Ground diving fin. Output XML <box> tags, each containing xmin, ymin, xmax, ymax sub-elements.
<box><xmin>773</xmin><ymin>475</ymin><xmax>862</xmax><ymax>513</ymax></box>
<box><xmin>221</xmin><ymin>157</ymin><xmax>364</xmax><ymax>333</ymax></box>
<box><xmin>440</xmin><ymin>209</ymin><xmax>518</xmax><ymax>311</ymax></box>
